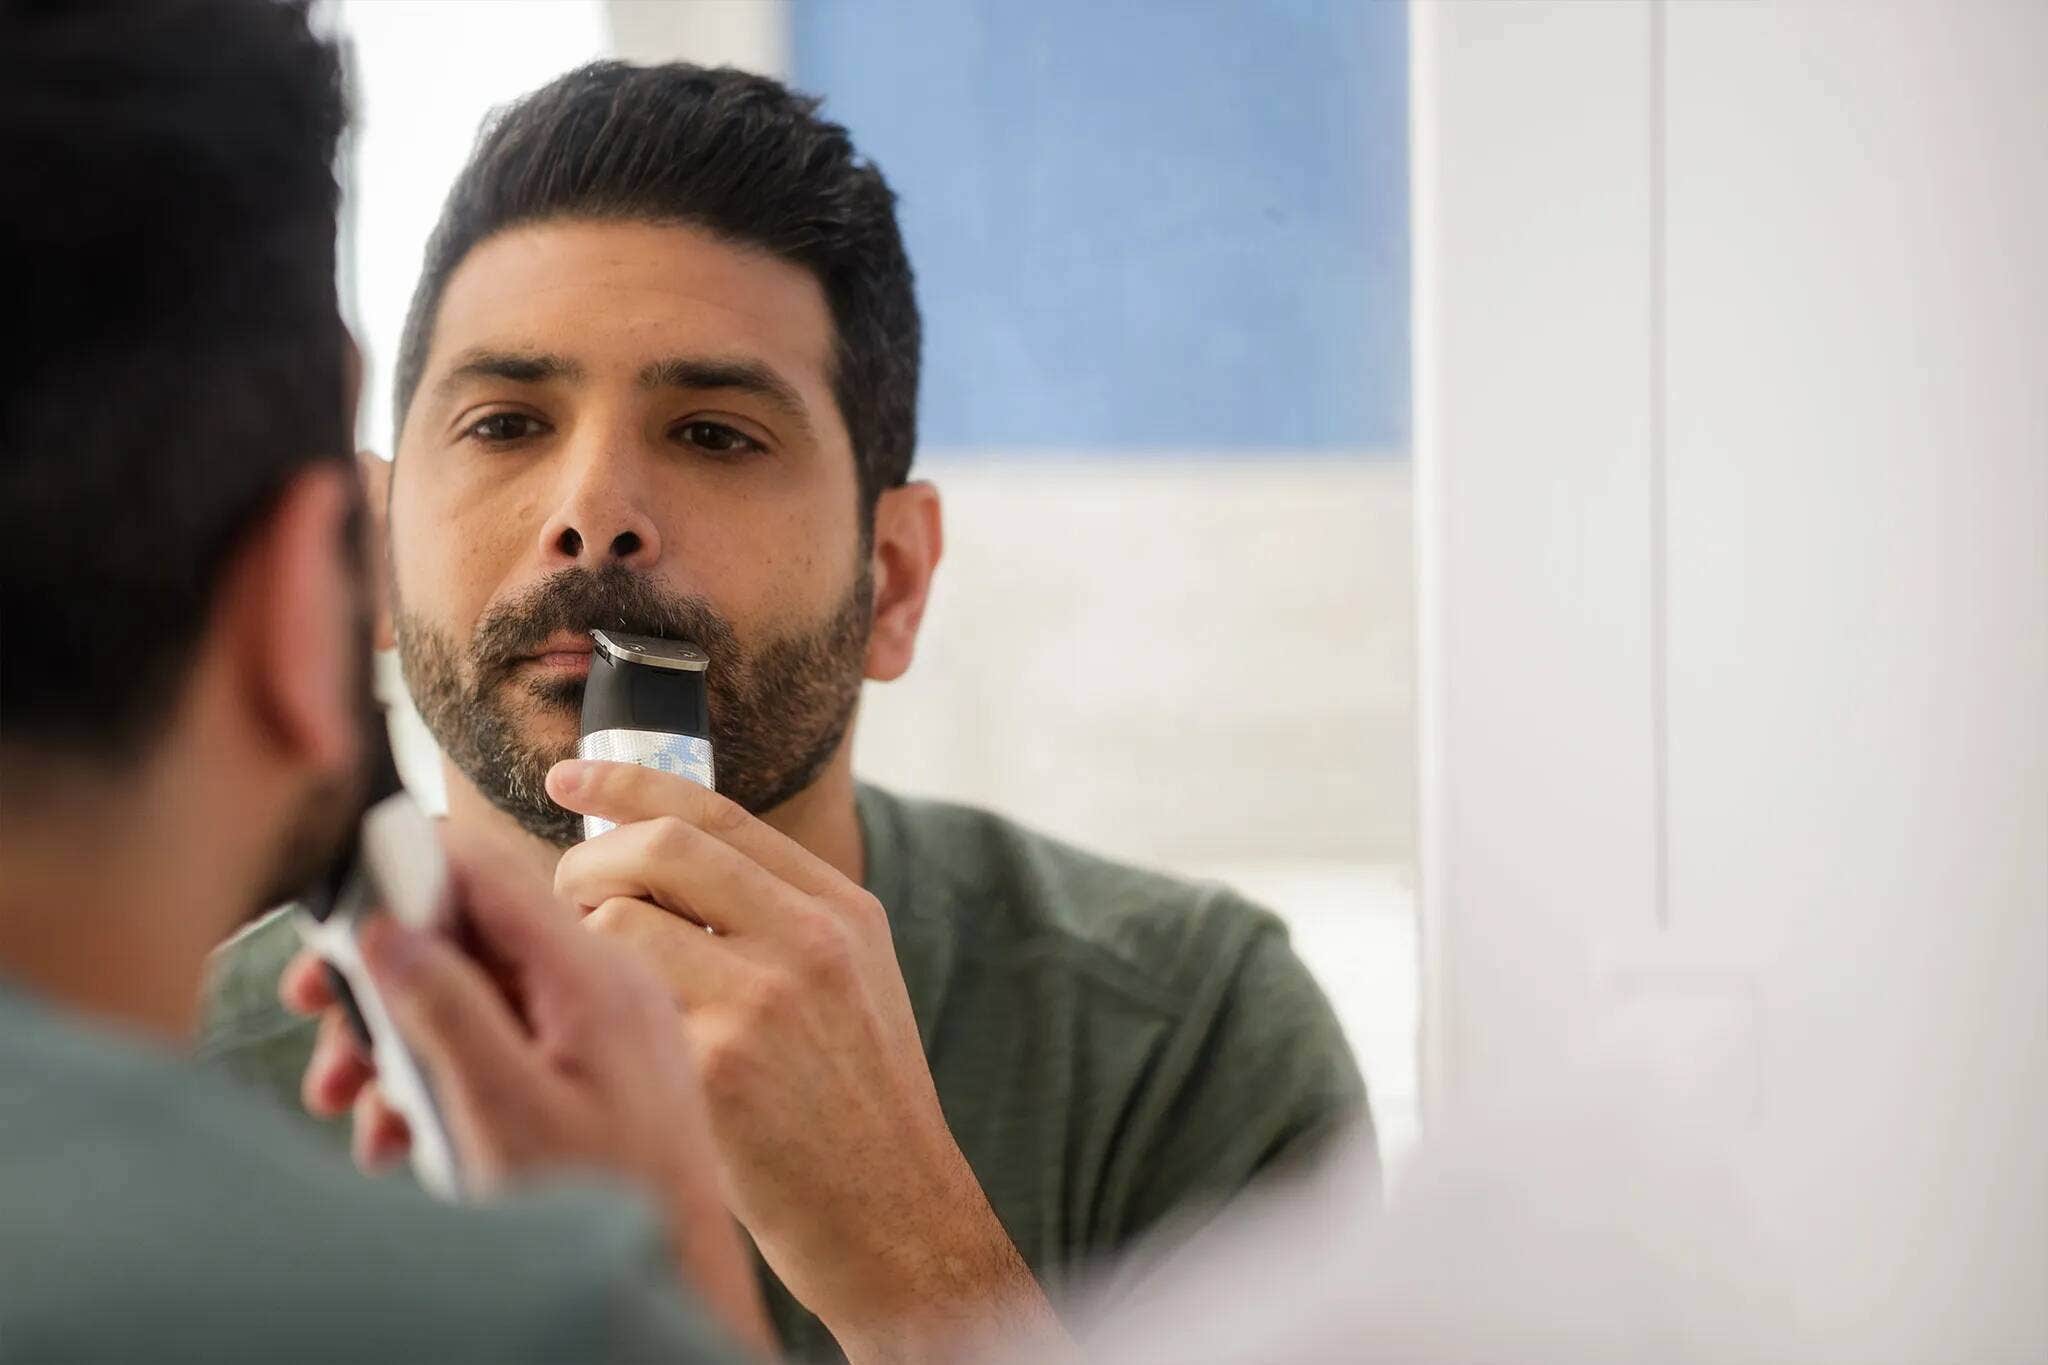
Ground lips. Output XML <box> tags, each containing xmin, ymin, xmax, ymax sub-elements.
<box><xmin>517</xmin><ymin>631</ymin><xmax>595</xmax><ymax>673</ymax></box>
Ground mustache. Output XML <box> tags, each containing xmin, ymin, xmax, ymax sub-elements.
<box><xmin>470</xmin><ymin>566</ymin><xmax>738</xmax><ymax>683</ymax></box>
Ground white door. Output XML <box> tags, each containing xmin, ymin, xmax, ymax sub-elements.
<box><xmin>1414</xmin><ymin>2</ymin><xmax>2047</xmax><ymax>1354</ymax></box>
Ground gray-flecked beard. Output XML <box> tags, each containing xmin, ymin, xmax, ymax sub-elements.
<box><xmin>396</xmin><ymin>562</ymin><xmax>871</xmax><ymax>848</ymax></box>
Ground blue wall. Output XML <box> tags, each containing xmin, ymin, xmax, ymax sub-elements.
<box><xmin>793</xmin><ymin>0</ymin><xmax>1410</xmax><ymax>455</ymax></box>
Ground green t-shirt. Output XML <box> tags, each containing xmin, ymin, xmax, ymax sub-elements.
<box><xmin>201</xmin><ymin>785</ymin><xmax>1372</xmax><ymax>1361</ymax></box>
<box><xmin>0</xmin><ymin>980</ymin><xmax>738</xmax><ymax>1364</ymax></box>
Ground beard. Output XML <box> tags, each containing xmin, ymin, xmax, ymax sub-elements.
<box><xmin>395</xmin><ymin>561</ymin><xmax>873</xmax><ymax>848</ymax></box>
<box><xmin>256</xmin><ymin>764</ymin><xmax>365</xmax><ymax>917</ymax></box>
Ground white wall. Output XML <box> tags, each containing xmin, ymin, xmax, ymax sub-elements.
<box><xmin>605</xmin><ymin>0</ymin><xmax>790</xmax><ymax>76</ymax></box>
<box><xmin>1416</xmin><ymin>1</ymin><xmax>2046</xmax><ymax>1355</ymax></box>
<box><xmin>856</xmin><ymin>457</ymin><xmax>1415</xmax><ymax>871</ymax></box>
<box><xmin>335</xmin><ymin>0</ymin><xmax>610</xmax><ymax>457</ymax></box>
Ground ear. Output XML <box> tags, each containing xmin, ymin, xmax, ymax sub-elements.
<box><xmin>356</xmin><ymin>450</ymin><xmax>396</xmax><ymax>650</ymax></box>
<box><xmin>864</xmin><ymin>481</ymin><xmax>943</xmax><ymax>683</ymax></box>
<box><xmin>219</xmin><ymin>461</ymin><xmax>364</xmax><ymax>776</ymax></box>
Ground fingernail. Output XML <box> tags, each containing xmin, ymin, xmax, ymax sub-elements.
<box><xmin>360</xmin><ymin>915</ymin><xmax>424</xmax><ymax>984</ymax></box>
<box><xmin>549</xmin><ymin>759</ymin><xmax>592</xmax><ymax>795</ymax></box>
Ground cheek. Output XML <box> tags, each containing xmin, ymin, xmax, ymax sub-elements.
<box><xmin>389</xmin><ymin>461</ymin><xmax>538</xmax><ymax>627</ymax></box>
<box><xmin>677</xmin><ymin>488</ymin><xmax>855</xmax><ymax>626</ymax></box>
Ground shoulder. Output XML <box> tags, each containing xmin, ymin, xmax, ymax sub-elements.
<box><xmin>857</xmin><ymin>790</ymin><xmax>1370</xmax><ymax>1247</ymax></box>
<box><xmin>862</xmin><ymin>784</ymin><xmax>1294</xmax><ymax>1017</ymax></box>
<box><xmin>201</xmin><ymin>904</ymin><xmax>305</xmax><ymax>1049</ymax></box>
<box><xmin>0</xmin><ymin>1001</ymin><xmax>730</xmax><ymax>1362</ymax></box>
<box><xmin>201</xmin><ymin>900</ymin><xmax>305</xmax><ymax>1039</ymax></box>
<box><xmin>194</xmin><ymin>905</ymin><xmax>324</xmax><ymax>1111</ymax></box>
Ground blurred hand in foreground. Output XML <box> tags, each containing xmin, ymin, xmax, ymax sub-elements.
<box><xmin>279</xmin><ymin>833</ymin><xmax>774</xmax><ymax>1358</ymax></box>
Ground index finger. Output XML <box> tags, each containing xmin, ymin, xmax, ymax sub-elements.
<box><xmin>279</xmin><ymin>949</ymin><xmax>338</xmax><ymax>1016</ymax></box>
<box><xmin>545</xmin><ymin>760</ymin><xmax>842</xmax><ymax>895</ymax></box>
<box><xmin>304</xmin><ymin>1006</ymin><xmax>375</xmax><ymax>1117</ymax></box>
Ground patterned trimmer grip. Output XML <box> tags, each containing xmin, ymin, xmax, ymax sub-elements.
<box><xmin>576</xmin><ymin>728</ymin><xmax>715</xmax><ymax>839</ymax></box>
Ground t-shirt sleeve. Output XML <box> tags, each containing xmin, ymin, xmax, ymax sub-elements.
<box><xmin>1095</xmin><ymin>896</ymin><xmax>1375</xmax><ymax>1254</ymax></box>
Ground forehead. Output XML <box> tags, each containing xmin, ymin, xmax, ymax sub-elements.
<box><xmin>424</xmin><ymin>219</ymin><xmax>837</xmax><ymax>393</ymax></box>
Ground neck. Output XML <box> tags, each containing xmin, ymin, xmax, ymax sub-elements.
<box><xmin>0</xmin><ymin>757</ymin><xmax>249</xmax><ymax>1041</ymax></box>
<box><xmin>437</xmin><ymin>735</ymin><xmax>868</xmax><ymax>893</ymax></box>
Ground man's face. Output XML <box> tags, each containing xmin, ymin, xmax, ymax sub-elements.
<box><xmin>389</xmin><ymin>220</ymin><xmax>872</xmax><ymax>846</ymax></box>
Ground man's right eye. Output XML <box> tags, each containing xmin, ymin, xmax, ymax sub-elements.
<box><xmin>464</xmin><ymin>412</ymin><xmax>547</xmax><ymax>443</ymax></box>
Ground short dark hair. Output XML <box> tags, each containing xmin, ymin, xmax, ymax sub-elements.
<box><xmin>0</xmin><ymin>0</ymin><xmax>350</xmax><ymax>761</ymax></box>
<box><xmin>393</xmin><ymin>61</ymin><xmax>920</xmax><ymax>514</ymax></box>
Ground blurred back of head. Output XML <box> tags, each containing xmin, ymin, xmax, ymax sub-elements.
<box><xmin>0</xmin><ymin>0</ymin><xmax>348</xmax><ymax>770</ymax></box>
<box><xmin>391</xmin><ymin>60</ymin><xmax>920</xmax><ymax>517</ymax></box>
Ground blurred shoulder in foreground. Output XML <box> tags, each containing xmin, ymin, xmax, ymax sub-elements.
<box><xmin>0</xmin><ymin>979</ymin><xmax>738</xmax><ymax>1363</ymax></box>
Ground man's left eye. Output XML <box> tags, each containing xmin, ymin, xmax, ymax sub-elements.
<box><xmin>674</xmin><ymin>421</ymin><xmax>762</xmax><ymax>456</ymax></box>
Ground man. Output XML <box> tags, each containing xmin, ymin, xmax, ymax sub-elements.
<box><xmin>0</xmin><ymin>1</ymin><xmax>768</xmax><ymax>1358</ymax></box>
<box><xmin>203</xmin><ymin>60</ymin><xmax>1372</xmax><ymax>1361</ymax></box>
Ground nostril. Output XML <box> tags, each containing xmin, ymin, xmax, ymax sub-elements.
<box><xmin>609</xmin><ymin>530</ymin><xmax>641</xmax><ymax>558</ymax></box>
<box><xmin>556</xmin><ymin>528</ymin><xmax>584</xmax><ymax>557</ymax></box>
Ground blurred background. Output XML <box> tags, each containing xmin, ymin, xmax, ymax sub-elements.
<box><xmin>331</xmin><ymin>0</ymin><xmax>1424</xmax><ymax>1169</ymax></box>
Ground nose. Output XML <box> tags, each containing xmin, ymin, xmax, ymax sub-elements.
<box><xmin>536</xmin><ymin>445</ymin><xmax>662</xmax><ymax>570</ymax></box>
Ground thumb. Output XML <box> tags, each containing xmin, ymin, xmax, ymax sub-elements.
<box><xmin>360</xmin><ymin>915</ymin><xmax>555</xmax><ymax>1174</ymax></box>
<box><xmin>440</xmin><ymin>837</ymin><xmax>617</xmax><ymax>1010</ymax></box>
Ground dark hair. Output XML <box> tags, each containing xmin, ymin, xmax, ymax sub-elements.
<box><xmin>0</xmin><ymin>0</ymin><xmax>350</xmax><ymax>760</ymax></box>
<box><xmin>393</xmin><ymin>61</ymin><xmax>920</xmax><ymax>515</ymax></box>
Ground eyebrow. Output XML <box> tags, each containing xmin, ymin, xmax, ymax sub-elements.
<box><xmin>638</xmin><ymin>356</ymin><xmax>813</xmax><ymax>431</ymax></box>
<box><xmin>433</xmin><ymin>349</ymin><xmax>586</xmax><ymax>399</ymax></box>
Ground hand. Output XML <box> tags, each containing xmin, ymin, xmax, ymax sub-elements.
<box><xmin>280</xmin><ymin>835</ymin><xmax>774</xmax><ymax>1358</ymax></box>
<box><xmin>547</xmin><ymin>759</ymin><xmax>1070</xmax><ymax>1364</ymax></box>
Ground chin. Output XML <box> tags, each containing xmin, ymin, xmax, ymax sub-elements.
<box><xmin>509</xmin><ymin>683</ymin><xmax>584</xmax><ymax>756</ymax></box>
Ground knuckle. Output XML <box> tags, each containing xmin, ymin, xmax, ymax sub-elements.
<box><xmin>650</xmin><ymin>814</ymin><xmax>693</xmax><ymax>859</ymax></box>
<box><xmin>702</xmin><ymin>794</ymin><xmax>750</xmax><ymax>838</ymax></box>
<box><xmin>841</xmin><ymin>889</ymin><xmax>890</xmax><ymax>937</ymax></box>
<box><xmin>694</xmin><ymin>1026</ymin><xmax>751</xmax><ymax>1101</ymax></box>
<box><xmin>551</xmin><ymin>846</ymin><xmax>587</xmax><ymax>901</ymax></box>
<box><xmin>582</xmin><ymin>758</ymin><xmax>626</xmax><ymax>800</ymax></box>
<box><xmin>584</xmin><ymin>895</ymin><xmax>640</xmax><ymax>937</ymax></box>
<box><xmin>794</xmin><ymin>914</ymin><xmax>853</xmax><ymax>984</ymax></box>
<box><xmin>738</xmin><ymin>966</ymin><xmax>794</xmax><ymax>1021</ymax></box>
